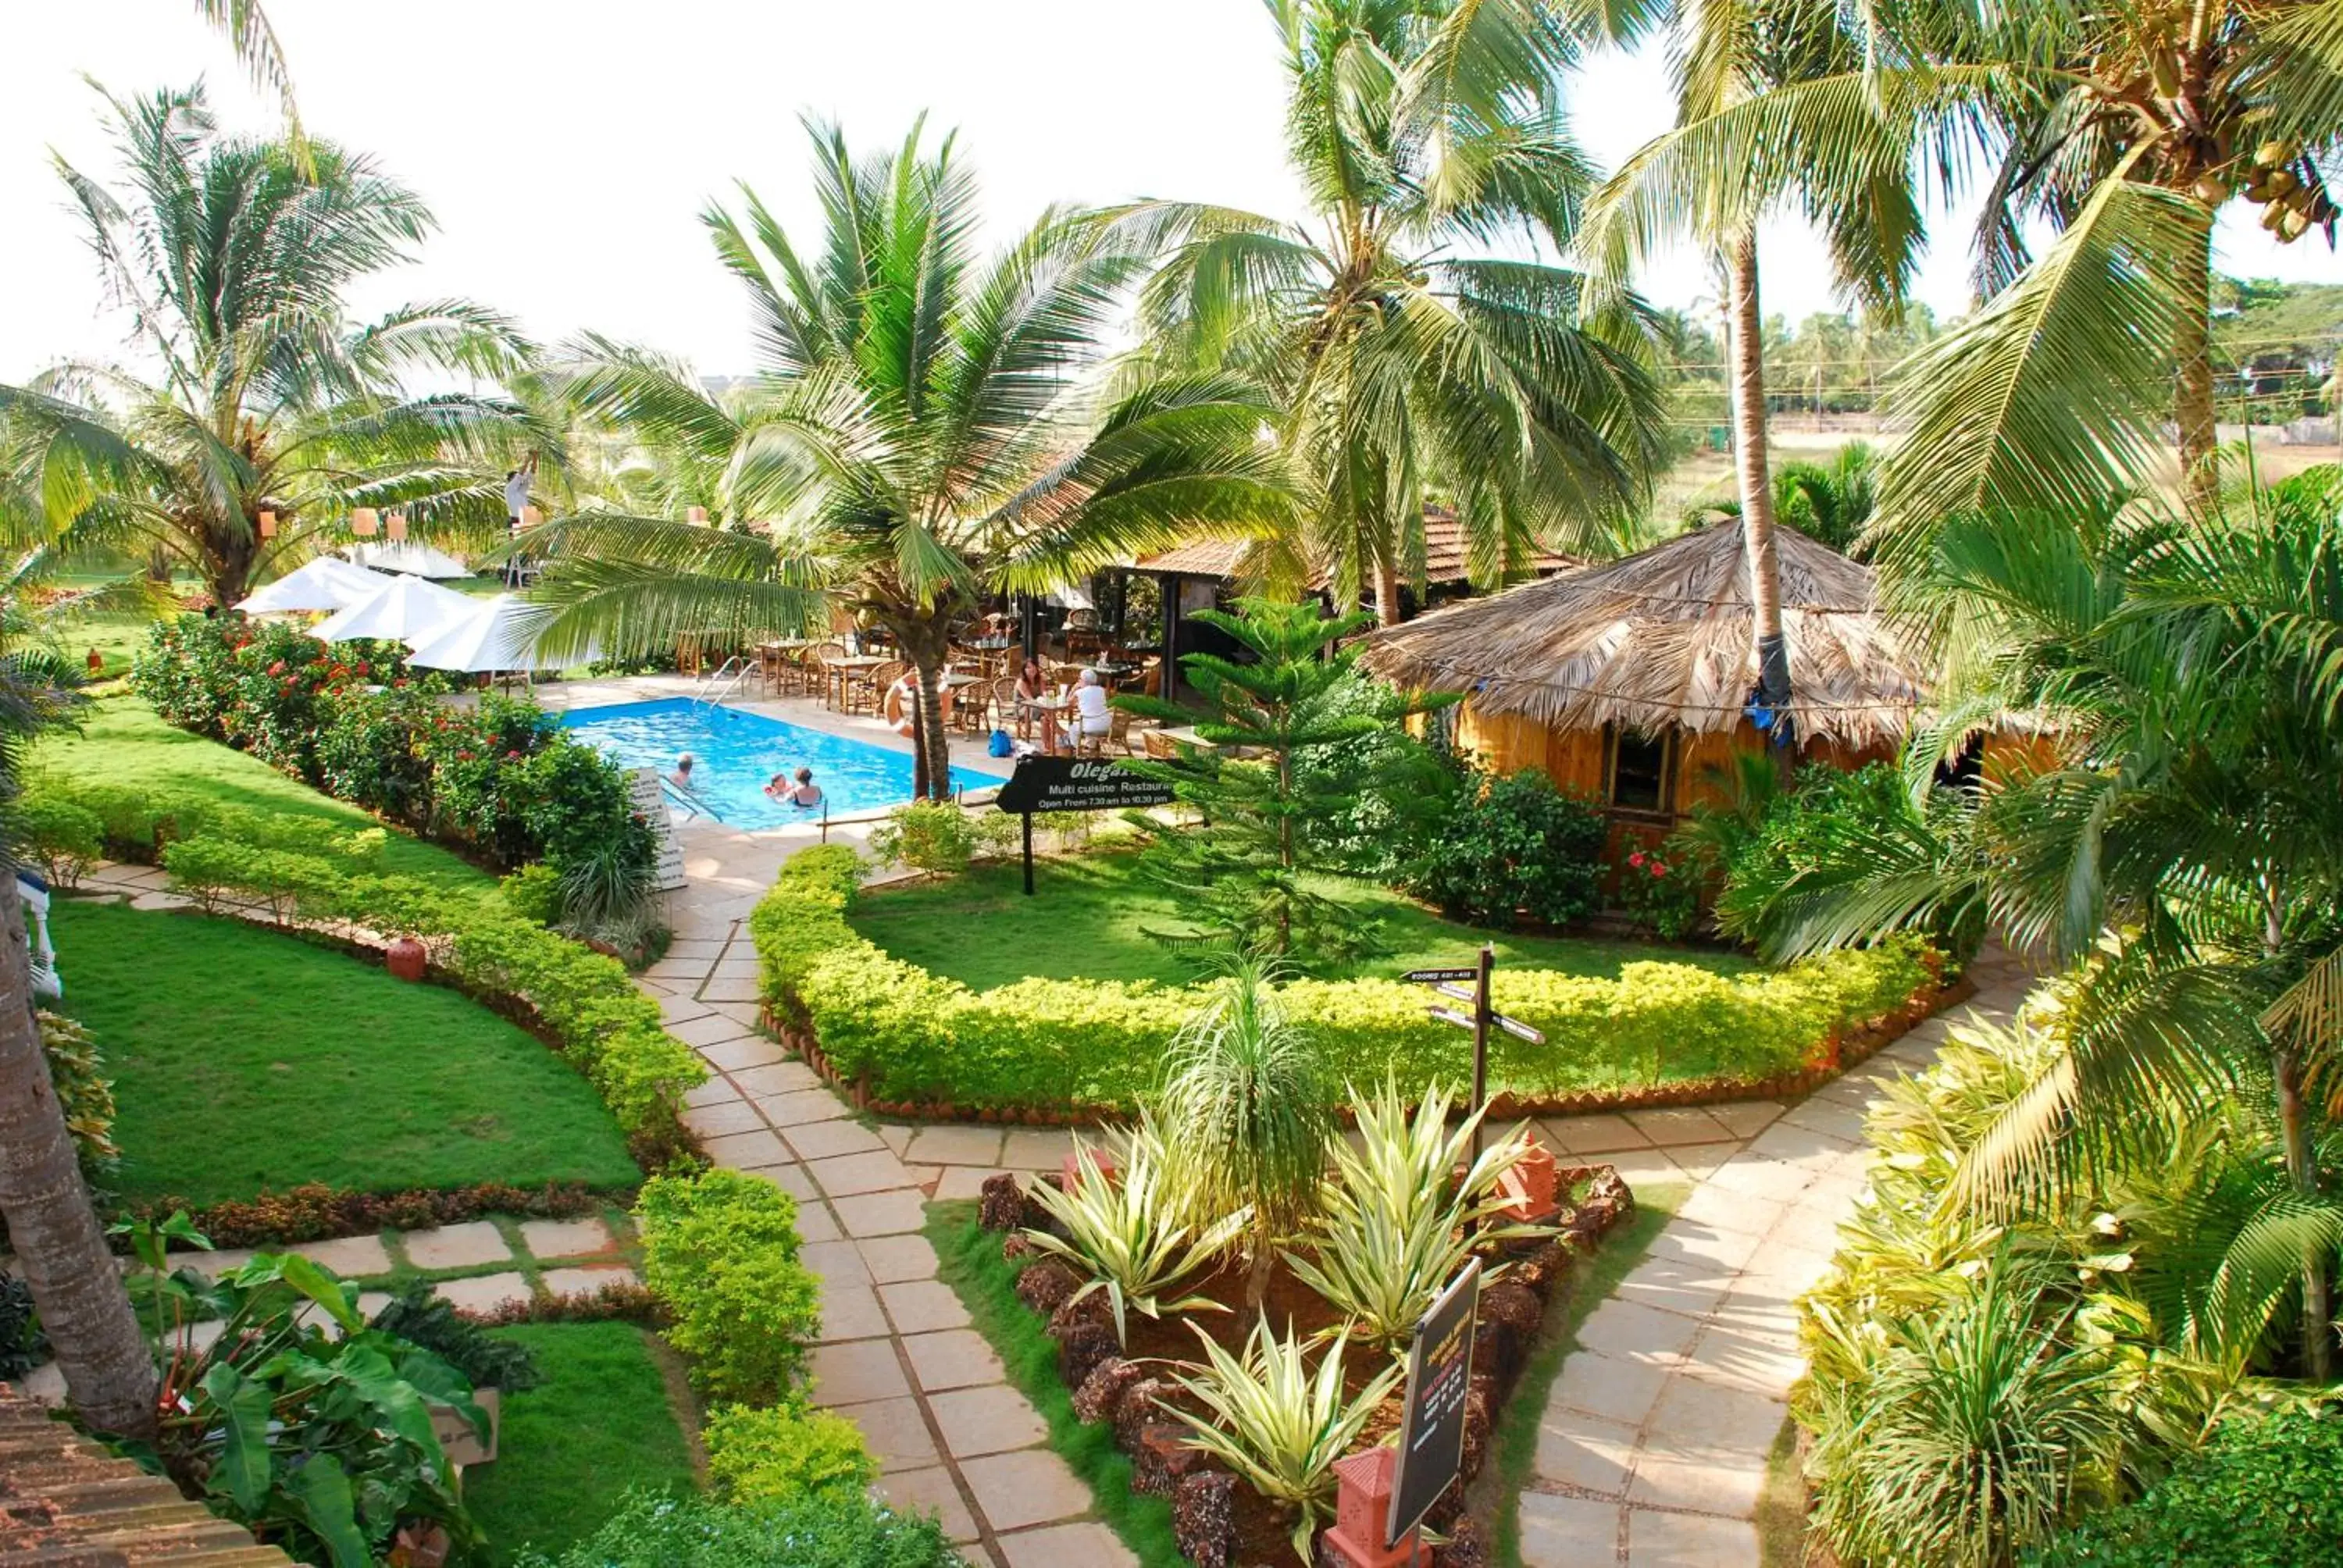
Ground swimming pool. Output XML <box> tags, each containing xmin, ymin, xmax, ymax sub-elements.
<box><xmin>559</xmin><ymin>698</ymin><xmax>1007</xmax><ymax>829</ymax></box>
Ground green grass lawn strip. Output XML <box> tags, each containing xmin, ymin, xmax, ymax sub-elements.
<box><xmin>37</xmin><ymin>696</ymin><xmax>491</xmax><ymax>893</ymax></box>
<box><xmin>847</xmin><ymin>854</ymin><xmax>1751</xmax><ymax>991</ymax></box>
<box><xmin>464</xmin><ymin>1320</ymin><xmax>699</xmax><ymax>1563</ymax></box>
<box><xmin>1488</xmin><ymin>1181</ymin><xmax>1688</xmax><ymax>1568</ymax></box>
<box><xmin>59</xmin><ymin>899</ymin><xmax>638</xmax><ymax>1206</ymax></box>
<box><xmin>925</xmin><ymin>1200</ymin><xmax>1186</xmax><ymax>1568</ymax></box>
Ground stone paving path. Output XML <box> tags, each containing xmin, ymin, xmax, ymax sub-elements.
<box><xmin>1514</xmin><ymin>947</ymin><xmax>2035</xmax><ymax>1567</ymax></box>
<box><xmin>646</xmin><ymin>884</ymin><xmax>1130</xmax><ymax>1568</ymax></box>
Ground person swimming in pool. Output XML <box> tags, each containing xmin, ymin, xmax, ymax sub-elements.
<box><xmin>765</xmin><ymin>767</ymin><xmax>823</xmax><ymax>808</ymax></box>
<box><xmin>669</xmin><ymin>753</ymin><xmax>697</xmax><ymax>790</ymax></box>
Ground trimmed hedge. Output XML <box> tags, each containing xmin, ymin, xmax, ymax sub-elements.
<box><xmin>753</xmin><ymin>846</ymin><xmax>1941</xmax><ymax>1111</ymax></box>
<box><xmin>634</xmin><ymin>1169</ymin><xmax>822</xmax><ymax>1408</ymax></box>
<box><xmin>55</xmin><ymin>779</ymin><xmax>703</xmax><ymax>1168</ymax></box>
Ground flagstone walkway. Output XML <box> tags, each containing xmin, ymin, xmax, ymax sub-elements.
<box><xmin>1513</xmin><ymin>946</ymin><xmax>2035</xmax><ymax>1567</ymax></box>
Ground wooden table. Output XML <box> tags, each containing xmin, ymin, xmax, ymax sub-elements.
<box><xmin>823</xmin><ymin>654</ymin><xmax>889</xmax><ymax>711</ymax></box>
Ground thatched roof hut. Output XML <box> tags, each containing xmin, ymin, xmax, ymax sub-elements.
<box><xmin>1356</xmin><ymin>519</ymin><xmax>1928</xmax><ymax>751</ymax></box>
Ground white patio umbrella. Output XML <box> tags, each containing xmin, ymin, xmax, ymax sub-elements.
<box><xmin>308</xmin><ymin>574</ymin><xmax>482</xmax><ymax>645</ymax></box>
<box><xmin>404</xmin><ymin>594</ymin><xmax>584</xmax><ymax>672</ymax></box>
<box><xmin>235</xmin><ymin>556</ymin><xmax>397</xmax><ymax>614</ymax></box>
<box><xmin>343</xmin><ymin>540</ymin><xmax>473</xmax><ymax>579</ymax></box>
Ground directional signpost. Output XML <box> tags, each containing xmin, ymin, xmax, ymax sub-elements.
<box><xmin>1402</xmin><ymin>946</ymin><xmax>1545</xmax><ymax>1164</ymax></box>
<box><xmin>993</xmin><ymin>756</ymin><xmax>1175</xmax><ymax>895</ymax></box>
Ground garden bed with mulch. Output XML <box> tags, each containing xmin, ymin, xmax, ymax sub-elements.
<box><xmin>943</xmin><ymin>1162</ymin><xmax>1637</xmax><ymax>1568</ymax></box>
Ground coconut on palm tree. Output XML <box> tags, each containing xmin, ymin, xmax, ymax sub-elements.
<box><xmin>1867</xmin><ymin>0</ymin><xmax>2343</xmax><ymax>533</ymax></box>
<box><xmin>527</xmin><ymin>119</ymin><xmax>1296</xmax><ymax>798</ymax></box>
<box><xmin>0</xmin><ymin>84</ymin><xmax>535</xmax><ymax>610</ymax></box>
<box><xmin>1104</xmin><ymin>0</ymin><xmax>1671</xmax><ymax>626</ymax></box>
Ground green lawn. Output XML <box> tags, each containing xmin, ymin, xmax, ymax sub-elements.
<box><xmin>58</xmin><ymin>899</ymin><xmax>639</xmax><ymax>1206</ymax></box>
<box><xmin>847</xmin><ymin>853</ymin><xmax>1753</xmax><ymax>989</ymax></box>
<box><xmin>464</xmin><ymin>1321</ymin><xmax>700</xmax><ymax>1563</ymax></box>
<box><xmin>34</xmin><ymin>696</ymin><xmax>491</xmax><ymax>893</ymax></box>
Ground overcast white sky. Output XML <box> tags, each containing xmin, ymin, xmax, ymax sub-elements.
<box><xmin>6</xmin><ymin>0</ymin><xmax>2337</xmax><ymax>381</ymax></box>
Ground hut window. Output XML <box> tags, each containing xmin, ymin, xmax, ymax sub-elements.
<box><xmin>1605</xmin><ymin>726</ymin><xmax>1674</xmax><ymax>814</ymax></box>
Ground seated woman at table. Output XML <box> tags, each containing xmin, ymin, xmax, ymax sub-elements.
<box><xmin>883</xmin><ymin>670</ymin><xmax>951</xmax><ymax>736</ymax></box>
<box><xmin>1014</xmin><ymin>657</ymin><xmax>1057</xmax><ymax>752</ymax></box>
<box><xmin>1069</xmin><ymin>667</ymin><xmax>1112</xmax><ymax>751</ymax></box>
<box><xmin>765</xmin><ymin>767</ymin><xmax>823</xmax><ymax>808</ymax></box>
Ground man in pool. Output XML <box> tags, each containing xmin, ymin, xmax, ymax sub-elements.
<box><xmin>669</xmin><ymin>753</ymin><xmax>697</xmax><ymax>790</ymax></box>
<box><xmin>765</xmin><ymin>767</ymin><xmax>824</xmax><ymax>808</ymax></box>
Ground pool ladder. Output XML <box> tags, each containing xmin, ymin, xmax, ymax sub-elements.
<box><xmin>692</xmin><ymin>656</ymin><xmax>753</xmax><ymax>707</ymax></box>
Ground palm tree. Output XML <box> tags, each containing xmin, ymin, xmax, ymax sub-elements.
<box><xmin>1862</xmin><ymin>0</ymin><xmax>2343</xmax><ymax>534</ymax></box>
<box><xmin>1156</xmin><ymin>957</ymin><xmax>1334</xmax><ymax>1310</ymax></box>
<box><xmin>529</xmin><ymin>119</ymin><xmax>1295</xmax><ymax>799</ymax></box>
<box><xmin>0</xmin><ymin>84</ymin><xmax>535</xmax><ymax>610</ymax></box>
<box><xmin>191</xmin><ymin>0</ymin><xmax>300</xmax><ymax>148</ymax></box>
<box><xmin>1575</xmin><ymin>0</ymin><xmax>1927</xmax><ymax>721</ymax></box>
<box><xmin>1106</xmin><ymin>0</ymin><xmax>1671</xmax><ymax>625</ymax></box>
<box><xmin>1756</xmin><ymin>467</ymin><xmax>2343</xmax><ymax>1379</ymax></box>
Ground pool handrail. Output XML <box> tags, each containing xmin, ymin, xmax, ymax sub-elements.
<box><xmin>660</xmin><ymin>775</ymin><xmax>722</xmax><ymax>823</ymax></box>
<box><xmin>693</xmin><ymin>656</ymin><xmax>754</xmax><ymax>707</ymax></box>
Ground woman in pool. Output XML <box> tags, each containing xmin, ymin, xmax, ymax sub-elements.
<box><xmin>765</xmin><ymin>767</ymin><xmax>823</xmax><ymax>808</ymax></box>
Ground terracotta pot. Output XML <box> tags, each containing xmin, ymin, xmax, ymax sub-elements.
<box><xmin>385</xmin><ymin>935</ymin><xmax>428</xmax><ymax>982</ymax></box>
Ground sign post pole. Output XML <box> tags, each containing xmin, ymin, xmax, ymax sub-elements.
<box><xmin>1022</xmin><ymin>809</ymin><xmax>1035</xmax><ymax>896</ymax></box>
<box><xmin>1471</xmin><ymin>943</ymin><xmax>1492</xmax><ymax>1168</ymax></box>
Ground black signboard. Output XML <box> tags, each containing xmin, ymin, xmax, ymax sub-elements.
<box><xmin>993</xmin><ymin>756</ymin><xmax>1175</xmax><ymax>815</ymax></box>
<box><xmin>1388</xmin><ymin>1259</ymin><xmax>1481</xmax><ymax>1546</ymax></box>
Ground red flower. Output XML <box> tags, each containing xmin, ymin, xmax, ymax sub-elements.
<box><xmin>458</xmin><ymin>750</ymin><xmax>475</xmax><ymax>761</ymax></box>
<box><xmin>506</xmin><ymin>750</ymin><xmax>522</xmax><ymax>761</ymax></box>
<box><xmin>1648</xmin><ymin>860</ymin><xmax>1667</xmax><ymax>878</ymax></box>
<box><xmin>1627</xmin><ymin>850</ymin><xmax>1646</xmax><ymax>869</ymax></box>
<box><xmin>267</xmin><ymin>661</ymin><xmax>284</xmax><ymax>675</ymax></box>
<box><xmin>354</xmin><ymin>661</ymin><xmax>370</xmax><ymax>676</ymax></box>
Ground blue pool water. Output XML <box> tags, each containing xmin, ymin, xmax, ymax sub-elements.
<box><xmin>559</xmin><ymin>698</ymin><xmax>1007</xmax><ymax>829</ymax></box>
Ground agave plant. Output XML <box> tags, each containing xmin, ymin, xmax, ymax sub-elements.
<box><xmin>1166</xmin><ymin>1317</ymin><xmax>1402</xmax><ymax>1563</ymax></box>
<box><xmin>1020</xmin><ymin>1116</ymin><xmax>1246</xmax><ymax>1346</ymax></box>
<box><xmin>1283</xmin><ymin>1079</ymin><xmax>1540</xmax><ymax>1350</ymax></box>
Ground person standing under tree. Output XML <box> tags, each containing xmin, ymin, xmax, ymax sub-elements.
<box><xmin>502</xmin><ymin>452</ymin><xmax>538</xmax><ymax>587</ymax></box>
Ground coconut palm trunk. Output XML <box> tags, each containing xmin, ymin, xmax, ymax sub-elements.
<box><xmin>1374</xmin><ymin>559</ymin><xmax>1403</xmax><ymax>628</ymax></box>
<box><xmin>1725</xmin><ymin>230</ymin><xmax>1791</xmax><ymax>719</ymax></box>
<box><xmin>0</xmin><ymin>878</ymin><xmax>156</xmax><ymax>1438</ymax></box>
<box><xmin>2172</xmin><ymin>210</ymin><xmax>2221</xmax><ymax>506</ymax></box>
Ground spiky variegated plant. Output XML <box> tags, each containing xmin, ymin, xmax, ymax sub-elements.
<box><xmin>1018</xmin><ymin>1115</ymin><xmax>1248</xmax><ymax>1347</ymax></box>
<box><xmin>1282</xmin><ymin>1078</ymin><xmax>1541</xmax><ymax>1351</ymax></box>
<box><xmin>1104</xmin><ymin>0</ymin><xmax>1671</xmax><ymax>625</ymax></box>
<box><xmin>1167</xmin><ymin>1317</ymin><xmax>1402</xmax><ymax>1563</ymax></box>
<box><xmin>528</xmin><ymin>119</ymin><xmax>1294</xmax><ymax>798</ymax></box>
<box><xmin>0</xmin><ymin>84</ymin><xmax>536</xmax><ymax>611</ymax></box>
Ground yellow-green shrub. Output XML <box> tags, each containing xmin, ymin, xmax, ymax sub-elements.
<box><xmin>751</xmin><ymin>861</ymin><xmax>1940</xmax><ymax>1110</ymax></box>
<box><xmin>703</xmin><ymin>1400</ymin><xmax>875</xmax><ymax>1504</ymax></box>
<box><xmin>635</xmin><ymin>1169</ymin><xmax>822</xmax><ymax>1407</ymax></box>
